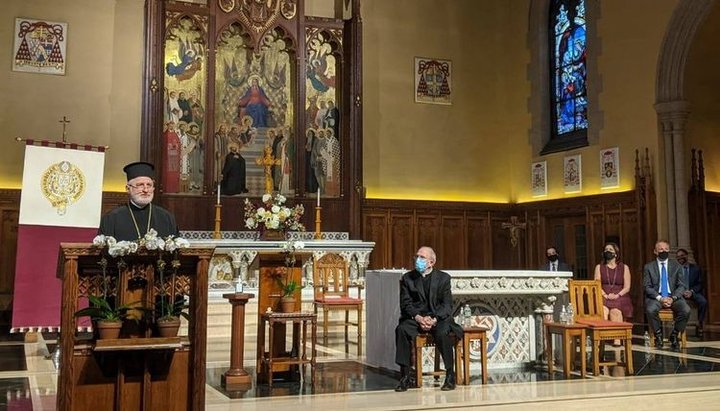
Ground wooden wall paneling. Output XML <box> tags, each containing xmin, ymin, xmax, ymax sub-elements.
<box><xmin>705</xmin><ymin>197</ymin><xmax>720</xmax><ymax>323</ymax></box>
<box><xmin>362</xmin><ymin>212</ymin><xmax>388</xmax><ymax>269</ymax></box>
<box><xmin>621</xmin><ymin>208</ymin><xmax>642</xmax><ymax>321</ymax></box>
<box><xmin>416</xmin><ymin>212</ymin><xmax>440</xmax><ymax>254</ymax></box>
<box><xmin>389</xmin><ymin>213</ymin><xmax>414</xmax><ymax>270</ymax></box>
<box><xmin>440</xmin><ymin>215</ymin><xmax>465</xmax><ymax>269</ymax></box>
<box><xmin>466</xmin><ymin>216</ymin><xmax>489</xmax><ymax>269</ymax></box>
<box><xmin>491</xmin><ymin>218</ymin><xmax>516</xmax><ymax>269</ymax></box>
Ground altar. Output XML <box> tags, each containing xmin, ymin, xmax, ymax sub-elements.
<box><xmin>185</xmin><ymin>231</ymin><xmax>375</xmax><ymax>297</ymax></box>
<box><xmin>365</xmin><ymin>269</ymin><xmax>572</xmax><ymax>371</ymax></box>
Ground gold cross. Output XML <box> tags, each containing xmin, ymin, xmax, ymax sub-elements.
<box><xmin>59</xmin><ymin>116</ymin><xmax>70</xmax><ymax>142</ymax></box>
<box><xmin>501</xmin><ymin>216</ymin><xmax>527</xmax><ymax>248</ymax></box>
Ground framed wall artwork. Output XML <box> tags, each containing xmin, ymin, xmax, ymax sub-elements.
<box><xmin>531</xmin><ymin>161</ymin><xmax>547</xmax><ymax>197</ymax></box>
<box><xmin>12</xmin><ymin>18</ymin><xmax>68</xmax><ymax>75</ymax></box>
<box><xmin>563</xmin><ymin>154</ymin><xmax>582</xmax><ymax>193</ymax></box>
<box><xmin>600</xmin><ymin>147</ymin><xmax>620</xmax><ymax>189</ymax></box>
<box><xmin>414</xmin><ymin>57</ymin><xmax>452</xmax><ymax>105</ymax></box>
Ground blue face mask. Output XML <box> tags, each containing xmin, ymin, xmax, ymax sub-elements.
<box><xmin>415</xmin><ymin>257</ymin><xmax>428</xmax><ymax>273</ymax></box>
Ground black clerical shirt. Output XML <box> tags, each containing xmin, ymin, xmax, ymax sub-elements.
<box><xmin>98</xmin><ymin>202</ymin><xmax>179</xmax><ymax>241</ymax></box>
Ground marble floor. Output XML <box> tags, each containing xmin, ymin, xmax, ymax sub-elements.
<box><xmin>2</xmin><ymin>325</ymin><xmax>720</xmax><ymax>410</ymax></box>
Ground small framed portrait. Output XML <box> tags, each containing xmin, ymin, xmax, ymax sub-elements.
<box><xmin>531</xmin><ymin>161</ymin><xmax>547</xmax><ymax>197</ymax></box>
<box><xmin>600</xmin><ymin>147</ymin><xmax>620</xmax><ymax>189</ymax></box>
<box><xmin>563</xmin><ymin>154</ymin><xmax>582</xmax><ymax>193</ymax></box>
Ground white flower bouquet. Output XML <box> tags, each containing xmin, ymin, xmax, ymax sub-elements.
<box><xmin>244</xmin><ymin>193</ymin><xmax>305</xmax><ymax>233</ymax></box>
<box><xmin>93</xmin><ymin>229</ymin><xmax>190</xmax><ymax>257</ymax></box>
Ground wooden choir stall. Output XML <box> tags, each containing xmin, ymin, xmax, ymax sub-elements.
<box><xmin>56</xmin><ymin>243</ymin><xmax>213</xmax><ymax>411</ymax></box>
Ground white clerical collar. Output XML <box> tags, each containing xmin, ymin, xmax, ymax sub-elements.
<box><xmin>129</xmin><ymin>199</ymin><xmax>150</xmax><ymax>209</ymax></box>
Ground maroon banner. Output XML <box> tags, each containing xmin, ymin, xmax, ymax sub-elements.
<box><xmin>11</xmin><ymin>224</ymin><xmax>96</xmax><ymax>332</ymax></box>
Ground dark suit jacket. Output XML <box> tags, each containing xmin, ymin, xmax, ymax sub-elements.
<box><xmin>399</xmin><ymin>268</ymin><xmax>456</xmax><ymax>323</ymax></box>
<box><xmin>683</xmin><ymin>263</ymin><xmax>703</xmax><ymax>295</ymax></box>
<box><xmin>643</xmin><ymin>259</ymin><xmax>687</xmax><ymax>300</ymax></box>
<box><xmin>538</xmin><ymin>261</ymin><xmax>572</xmax><ymax>272</ymax></box>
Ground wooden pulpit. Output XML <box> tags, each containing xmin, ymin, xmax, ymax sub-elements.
<box><xmin>56</xmin><ymin>243</ymin><xmax>213</xmax><ymax>411</ymax></box>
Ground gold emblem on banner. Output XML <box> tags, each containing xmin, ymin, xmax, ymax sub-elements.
<box><xmin>40</xmin><ymin>160</ymin><xmax>85</xmax><ymax>215</ymax></box>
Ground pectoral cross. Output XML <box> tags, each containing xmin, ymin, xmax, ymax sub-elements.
<box><xmin>59</xmin><ymin>116</ymin><xmax>70</xmax><ymax>143</ymax></box>
<box><xmin>255</xmin><ymin>146</ymin><xmax>281</xmax><ymax>194</ymax></box>
<box><xmin>501</xmin><ymin>216</ymin><xmax>526</xmax><ymax>248</ymax></box>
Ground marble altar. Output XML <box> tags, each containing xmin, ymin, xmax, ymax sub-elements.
<box><xmin>365</xmin><ymin>269</ymin><xmax>572</xmax><ymax>371</ymax></box>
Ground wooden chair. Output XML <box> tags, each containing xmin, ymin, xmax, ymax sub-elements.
<box><xmin>568</xmin><ymin>279</ymin><xmax>634</xmax><ymax>376</ymax></box>
<box><xmin>414</xmin><ymin>332</ymin><xmax>462</xmax><ymax>388</ymax></box>
<box><xmin>313</xmin><ymin>253</ymin><xmax>363</xmax><ymax>354</ymax></box>
<box><xmin>648</xmin><ymin>308</ymin><xmax>687</xmax><ymax>348</ymax></box>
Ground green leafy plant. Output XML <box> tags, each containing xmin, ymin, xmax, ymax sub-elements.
<box><xmin>74</xmin><ymin>295</ymin><xmax>138</xmax><ymax>322</ymax></box>
<box><xmin>277</xmin><ymin>277</ymin><xmax>302</xmax><ymax>298</ymax></box>
<box><xmin>156</xmin><ymin>296</ymin><xmax>190</xmax><ymax>322</ymax></box>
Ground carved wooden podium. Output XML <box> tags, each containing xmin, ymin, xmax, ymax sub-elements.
<box><xmin>56</xmin><ymin>243</ymin><xmax>213</xmax><ymax>411</ymax></box>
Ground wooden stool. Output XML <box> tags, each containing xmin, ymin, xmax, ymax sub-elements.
<box><xmin>414</xmin><ymin>332</ymin><xmax>462</xmax><ymax>388</ymax></box>
<box><xmin>544</xmin><ymin>322</ymin><xmax>587</xmax><ymax>378</ymax></box>
<box><xmin>257</xmin><ymin>312</ymin><xmax>317</xmax><ymax>387</ymax></box>
<box><xmin>649</xmin><ymin>308</ymin><xmax>687</xmax><ymax>348</ymax></box>
<box><xmin>458</xmin><ymin>327</ymin><xmax>488</xmax><ymax>385</ymax></box>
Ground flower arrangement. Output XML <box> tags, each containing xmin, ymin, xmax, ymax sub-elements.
<box><xmin>244</xmin><ymin>193</ymin><xmax>305</xmax><ymax>233</ymax></box>
<box><xmin>274</xmin><ymin>239</ymin><xmax>305</xmax><ymax>297</ymax></box>
<box><xmin>93</xmin><ymin>229</ymin><xmax>190</xmax><ymax>257</ymax></box>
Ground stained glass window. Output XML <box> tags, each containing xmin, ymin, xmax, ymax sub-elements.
<box><xmin>550</xmin><ymin>0</ymin><xmax>587</xmax><ymax>138</ymax></box>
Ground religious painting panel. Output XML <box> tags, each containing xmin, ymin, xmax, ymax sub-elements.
<box><xmin>305</xmin><ymin>27</ymin><xmax>342</xmax><ymax>199</ymax></box>
<box><xmin>12</xmin><ymin>18</ymin><xmax>67</xmax><ymax>75</ymax></box>
<box><xmin>531</xmin><ymin>161</ymin><xmax>547</xmax><ymax>197</ymax></box>
<box><xmin>215</xmin><ymin>24</ymin><xmax>295</xmax><ymax>196</ymax></box>
<box><xmin>163</xmin><ymin>13</ymin><xmax>208</xmax><ymax>195</ymax></box>
<box><xmin>414</xmin><ymin>57</ymin><xmax>452</xmax><ymax>105</ymax></box>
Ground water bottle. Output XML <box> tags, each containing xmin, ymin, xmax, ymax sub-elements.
<box><xmin>560</xmin><ymin>305</ymin><xmax>568</xmax><ymax>324</ymax></box>
<box><xmin>566</xmin><ymin>303</ymin><xmax>575</xmax><ymax>325</ymax></box>
<box><xmin>644</xmin><ymin>331</ymin><xmax>650</xmax><ymax>347</ymax></box>
<box><xmin>462</xmin><ymin>304</ymin><xmax>472</xmax><ymax>327</ymax></box>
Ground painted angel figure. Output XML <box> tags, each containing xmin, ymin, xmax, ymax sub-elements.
<box><xmin>166</xmin><ymin>38</ymin><xmax>203</xmax><ymax>82</ymax></box>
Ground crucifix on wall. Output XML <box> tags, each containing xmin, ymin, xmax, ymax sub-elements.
<box><xmin>501</xmin><ymin>216</ymin><xmax>526</xmax><ymax>248</ymax></box>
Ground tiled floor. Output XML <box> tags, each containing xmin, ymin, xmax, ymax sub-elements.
<box><xmin>2</xmin><ymin>326</ymin><xmax>720</xmax><ymax>410</ymax></box>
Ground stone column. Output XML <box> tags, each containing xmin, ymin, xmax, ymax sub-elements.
<box><xmin>655</xmin><ymin>101</ymin><xmax>691</xmax><ymax>250</ymax></box>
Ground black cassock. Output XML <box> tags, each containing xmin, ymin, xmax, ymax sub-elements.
<box><xmin>98</xmin><ymin>203</ymin><xmax>180</xmax><ymax>241</ymax></box>
<box><xmin>221</xmin><ymin>152</ymin><xmax>247</xmax><ymax>195</ymax></box>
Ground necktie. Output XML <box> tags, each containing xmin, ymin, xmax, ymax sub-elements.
<box><xmin>684</xmin><ymin>266</ymin><xmax>690</xmax><ymax>286</ymax></box>
<box><xmin>660</xmin><ymin>262</ymin><xmax>670</xmax><ymax>297</ymax></box>
<box><xmin>551</xmin><ymin>263</ymin><xmax>556</xmax><ymax>271</ymax></box>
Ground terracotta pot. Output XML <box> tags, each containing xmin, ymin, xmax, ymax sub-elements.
<box><xmin>156</xmin><ymin>317</ymin><xmax>181</xmax><ymax>337</ymax></box>
<box><xmin>279</xmin><ymin>297</ymin><xmax>296</xmax><ymax>313</ymax></box>
<box><xmin>96</xmin><ymin>320</ymin><xmax>122</xmax><ymax>339</ymax></box>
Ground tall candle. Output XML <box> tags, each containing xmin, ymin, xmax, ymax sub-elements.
<box><xmin>317</xmin><ymin>188</ymin><xmax>320</xmax><ymax>207</ymax></box>
<box><xmin>217</xmin><ymin>183</ymin><xmax>221</xmax><ymax>205</ymax></box>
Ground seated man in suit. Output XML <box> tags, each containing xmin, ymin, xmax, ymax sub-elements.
<box><xmin>643</xmin><ymin>240</ymin><xmax>691</xmax><ymax>349</ymax></box>
<box><xmin>675</xmin><ymin>248</ymin><xmax>708</xmax><ymax>337</ymax></box>
<box><xmin>395</xmin><ymin>246</ymin><xmax>463</xmax><ymax>392</ymax></box>
<box><xmin>539</xmin><ymin>246</ymin><xmax>572</xmax><ymax>272</ymax></box>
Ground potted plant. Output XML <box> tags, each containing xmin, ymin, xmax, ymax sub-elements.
<box><xmin>74</xmin><ymin>295</ymin><xmax>137</xmax><ymax>339</ymax></box>
<box><xmin>274</xmin><ymin>267</ymin><xmax>302</xmax><ymax>313</ymax></box>
<box><xmin>155</xmin><ymin>296</ymin><xmax>190</xmax><ymax>338</ymax></box>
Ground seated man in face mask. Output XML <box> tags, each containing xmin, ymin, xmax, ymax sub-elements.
<box><xmin>539</xmin><ymin>246</ymin><xmax>572</xmax><ymax>272</ymax></box>
<box><xmin>394</xmin><ymin>246</ymin><xmax>463</xmax><ymax>392</ymax></box>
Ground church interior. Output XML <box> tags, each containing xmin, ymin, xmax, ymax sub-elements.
<box><xmin>1</xmin><ymin>0</ymin><xmax>720</xmax><ymax>409</ymax></box>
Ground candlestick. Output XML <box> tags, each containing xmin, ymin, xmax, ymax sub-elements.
<box><xmin>213</xmin><ymin>204</ymin><xmax>222</xmax><ymax>239</ymax></box>
<box><xmin>317</xmin><ymin>188</ymin><xmax>320</xmax><ymax>207</ymax></box>
<box><xmin>314</xmin><ymin>206</ymin><xmax>322</xmax><ymax>239</ymax></box>
<box><xmin>217</xmin><ymin>183</ymin><xmax>221</xmax><ymax>205</ymax></box>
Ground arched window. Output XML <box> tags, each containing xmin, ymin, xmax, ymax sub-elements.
<box><xmin>548</xmin><ymin>0</ymin><xmax>587</xmax><ymax>150</ymax></box>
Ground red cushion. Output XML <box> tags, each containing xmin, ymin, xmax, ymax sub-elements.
<box><xmin>576</xmin><ymin>318</ymin><xmax>632</xmax><ymax>328</ymax></box>
<box><xmin>315</xmin><ymin>296</ymin><xmax>362</xmax><ymax>305</ymax></box>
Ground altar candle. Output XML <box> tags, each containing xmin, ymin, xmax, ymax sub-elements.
<box><xmin>217</xmin><ymin>183</ymin><xmax>221</xmax><ymax>205</ymax></box>
<box><xmin>317</xmin><ymin>188</ymin><xmax>320</xmax><ymax>207</ymax></box>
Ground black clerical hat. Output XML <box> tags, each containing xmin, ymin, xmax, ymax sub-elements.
<box><xmin>123</xmin><ymin>162</ymin><xmax>155</xmax><ymax>181</ymax></box>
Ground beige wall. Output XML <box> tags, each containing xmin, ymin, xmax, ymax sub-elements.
<box><xmin>686</xmin><ymin>2</ymin><xmax>720</xmax><ymax>192</ymax></box>
<box><xmin>0</xmin><ymin>0</ymin><xmax>144</xmax><ymax>191</ymax></box>
<box><xmin>362</xmin><ymin>0</ymin><xmax>679</xmax><ymax>206</ymax></box>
